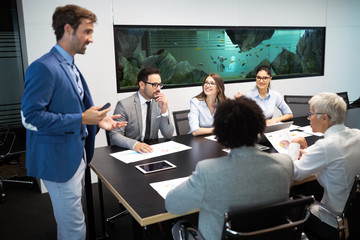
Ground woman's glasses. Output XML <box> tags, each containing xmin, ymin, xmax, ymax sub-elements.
<box><xmin>256</xmin><ymin>76</ymin><xmax>270</xmax><ymax>82</ymax></box>
<box><xmin>203</xmin><ymin>82</ymin><xmax>216</xmax><ymax>87</ymax></box>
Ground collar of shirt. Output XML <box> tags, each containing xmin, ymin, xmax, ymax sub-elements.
<box><xmin>54</xmin><ymin>44</ymin><xmax>74</xmax><ymax>65</ymax></box>
<box><xmin>324</xmin><ymin>124</ymin><xmax>345</xmax><ymax>138</ymax></box>
<box><xmin>253</xmin><ymin>87</ymin><xmax>271</xmax><ymax>100</ymax></box>
<box><xmin>137</xmin><ymin>91</ymin><xmax>151</xmax><ymax>106</ymax></box>
<box><xmin>198</xmin><ymin>97</ymin><xmax>218</xmax><ymax>116</ymax></box>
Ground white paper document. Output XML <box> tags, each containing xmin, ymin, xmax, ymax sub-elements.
<box><xmin>205</xmin><ymin>135</ymin><xmax>216</xmax><ymax>141</ymax></box>
<box><xmin>110</xmin><ymin>141</ymin><xmax>192</xmax><ymax>164</ymax></box>
<box><xmin>289</xmin><ymin>130</ymin><xmax>312</xmax><ymax>138</ymax></box>
<box><xmin>264</xmin><ymin>129</ymin><xmax>292</xmax><ymax>154</ymax></box>
<box><xmin>150</xmin><ymin>177</ymin><xmax>189</xmax><ymax>199</ymax></box>
<box><xmin>299</xmin><ymin>125</ymin><xmax>324</xmax><ymax>136</ymax></box>
<box><xmin>289</xmin><ymin>124</ymin><xmax>301</xmax><ymax>131</ymax></box>
<box><xmin>206</xmin><ymin>135</ymin><xmax>269</xmax><ymax>152</ymax></box>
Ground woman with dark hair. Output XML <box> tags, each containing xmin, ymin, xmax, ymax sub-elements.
<box><xmin>188</xmin><ymin>73</ymin><xmax>226</xmax><ymax>136</ymax></box>
<box><xmin>166</xmin><ymin>97</ymin><xmax>294</xmax><ymax>240</ymax></box>
<box><xmin>235</xmin><ymin>66</ymin><xmax>293</xmax><ymax>125</ymax></box>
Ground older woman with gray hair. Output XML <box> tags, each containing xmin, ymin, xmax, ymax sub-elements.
<box><xmin>287</xmin><ymin>92</ymin><xmax>360</xmax><ymax>240</ymax></box>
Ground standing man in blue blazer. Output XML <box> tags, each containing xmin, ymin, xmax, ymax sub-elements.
<box><xmin>21</xmin><ymin>5</ymin><xmax>126</xmax><ymax>240</ymax></box>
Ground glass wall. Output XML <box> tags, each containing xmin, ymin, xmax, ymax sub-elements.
<box><xmin>114</xmin><ymin>26</ymin><xmax>325</xmax><ymax>92</ymax></box>
<box><xmin>0</xmin><ymin>0</ymin><xmax>24</xmax><ymax>127</ymax></box>
<box><xmin>0</xmin><ymin>0</ymin><xmax>24</xmax><ymax>105</ymax></box>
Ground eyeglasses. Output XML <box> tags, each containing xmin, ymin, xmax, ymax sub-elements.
<box><xmin>307</xmin><ymin>112</ymin><xmax>331</xmax><ymax>118</ymax></box>
<box><xmin>203</xmin><ymin>82</ymin><xmax>216</xmax><ymax>87</ymax></box>
<box><xmin>143</xmin><ymin>81</ymin><xmax>164</xmax><ymax>89</ymax></box>
<box><xmin>256</xmin><ymin>76</ymin><xmax>271</xmax><ymax>82</ymax></box>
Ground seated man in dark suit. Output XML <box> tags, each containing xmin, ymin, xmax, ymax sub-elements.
<box><xmin>110</xmin><ymin>68</ymin><xmax>174</xmax><ymax>153</ymax></box>
<box><xmin>165</xmin><ymin>97</ymin><xmax>294</xmax><ymax>240</ymax></box>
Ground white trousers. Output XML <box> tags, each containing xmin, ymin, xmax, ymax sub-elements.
<box><xmin>43</xmin><ymin>159</ymin><xmax>86</xmax><ymax>240</ymax></box>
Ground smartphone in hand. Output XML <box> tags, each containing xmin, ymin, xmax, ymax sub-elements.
<box><xmin>99</xmin><ymin>102</ymin><xmax>111</xmax><ymax>111</ymax></box>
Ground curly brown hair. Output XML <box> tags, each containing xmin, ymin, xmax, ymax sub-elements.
<box><xmin>214</xmin><ymin>97</ymin><xmax>265</xmax><ymax>148</ymax></box>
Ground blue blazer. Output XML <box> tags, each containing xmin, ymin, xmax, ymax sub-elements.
<box><xmin>21</xmin><ymin>47</ymin><xmax>96</xmax><ymax>182</ymax></box>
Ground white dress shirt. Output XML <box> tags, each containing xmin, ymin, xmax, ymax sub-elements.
<box><xmin>137</xmin><ymin>92</ymin><xmax>168</xmax><ymax>142</ymax></box>
<box><xmin>138</xmin><ymin>92</ymin><xmax>150</xmax><ymax>142</ymax></box>
<box><xmin>288</xmin><ymin>124</ymin><xmax>360</xmax><ymax>227</ymax></box>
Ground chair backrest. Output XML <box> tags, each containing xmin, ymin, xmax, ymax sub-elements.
<box><xmin>284</xmin><ymin>95</ymin><xmax>313</xmax><ymax>118</ymax></box>
<box><xmin>172</xmin><ymin>110</ymin><xmax>190</xmax><ymax>136</ymax></box>
<box><xmin>336</xmin><ymin>92</ymin><xmax>350</xmax><ymax>109</ymax></box>
<box><xmin>343</xmin><ymin>175</ymin><xmax>360</xmax><ymax>239</ymax></box>
<box><xmin>0</xmin><ymin>124</ymin><xmax>17</xmax><ymax>159</ymax></box>
<box><xmin>350</xmin><ymin>96</ymin><xmax>360</xmax><ymax>108</ymax></box>
<box><xmin>105</xmin><ymin>130</ymin><xmax>111</xmax><ymax>146</ymax></box>
<box><xmin>221</xmin><ymin>196</ymin><xmax>314</xmax><ymax>240</ymax></box>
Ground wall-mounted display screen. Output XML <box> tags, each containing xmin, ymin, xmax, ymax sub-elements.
<box><xmin>114</xmin><ymin>26</ymin><xmax>325</xmax><ymax>92</ymax></box>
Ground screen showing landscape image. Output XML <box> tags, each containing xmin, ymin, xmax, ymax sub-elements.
<box><xmin>114</xmin><ymin>26</ymin><xmax>325</xmax><ymax>92</ymax></box>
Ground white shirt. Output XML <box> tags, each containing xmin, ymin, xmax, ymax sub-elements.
<box><xmin>138</xmin><ymin>92</ymin><xmax>150</xmax><ymax>142</ymax></box>
<box><xmin>188</xmin><ymin>98</ymin><xmax>217</xmax><ymax>133</ymax></box>
<box><xmin>288</xmin><ymin>124</ymin><xmax>360</xmax><ymax>227</ymax></box>
<box><xmin>137</xmin><ymin>92</ymin><xmax>169</xmax><ymax>142</ymax></box>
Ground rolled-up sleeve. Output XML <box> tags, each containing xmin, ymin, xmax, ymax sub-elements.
<box><xmin>289</xmin><ymin>141</ymin><xmax>327</xmax><ymax>180</ymax></box>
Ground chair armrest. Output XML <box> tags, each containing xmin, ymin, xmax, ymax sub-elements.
<box><xmin>313</xmin><ymin>201</ymin><xmax>345</xmax><ymax>230</ymax></box>
<box><xmin>225</xmin><ymin>210</ymin><xmax>311</xmax><ymax>237</ymax></box>
<box><xmin>171</xmin><ymin>219</ymin><xmax>205</xmax><ymax>240</ymax></box>
<box><xmin>314</xmin><ymin>201</ymin><xmax>340</xmax><ymax>217</ymax></box>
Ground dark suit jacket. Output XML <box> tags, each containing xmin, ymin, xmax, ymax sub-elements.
<box><xmin>109</xmin><ymin>93</ymin><xmax>174</xmax><ymax>149</ymax></box>
<box><xmin>21</xmin><ymin>47</ymin><xmax>96</xmax><ymax>182</ymax></box>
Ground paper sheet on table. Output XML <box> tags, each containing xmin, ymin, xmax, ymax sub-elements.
<box><xmin>298</xmin><ymin>125</ymin><xmax>324</xmax><ymax>136</ymax></box>
<box><xmin>205</xmin><ymin>135</ymin><xmax>229</xmax><ymax>152</ymax></box>
<box><xmin>110</xmin><ymin>141</ymin><xmax>192</xmax><ymax>164</ymax></box>
<box><xmin>264</xmin><ymin>129</ymin><xmax>292</xmax><ymax>154</ymax></box>
<box><xmin>290</xmin><ymin>124</ymin><xmax>301</xmax><ymax>131</ymax></box>
<box><xmin>205</xmin><ymin>135</ymin><xmax>216</xmax><ymax>141</ymax></box>
<box><xmin>290</xmin><ymin>130</ymin><xmax>312</xmax><ymax>138</ymax></box>
<box><xmin>222</xmin><ymin>144</ymin><xmax>269</xmax><ymax>153</ymax></box>
<box><xmin>150</xmin><ymin>177</ymin><xmax>189</xmax><ymax>199</ymax></box>
<box><xmin>206</xmin><ymin>135</ymin><xmax>269</xmax><ymax>152</ymax></box>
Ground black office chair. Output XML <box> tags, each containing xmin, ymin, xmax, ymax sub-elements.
<box><xmin>1</xmin><ymin>123</ymin><xmax>33</xmax><ymax>202</ymax></box>
<box><xmin>308</xmin><ymin>175</ymin><xmax>360</xmax><ymax>240</ymax></box>
<box><xmin>172</xmin><ymin>110</ymin><xmax>190</xmax><ymax>136</ymax></box>
<box><xmin>171</xmin><ymin>196</ymin><xmax>314</xmax><ymax>240</ymax></box>
<box><xmin>0</xmin><ymin>124</ymin><xmax>16</xmax><ymax>202</ymax></box>
<box><xmin>350</xmin><ymin>96</ymin><xmax>360</xmax><ymax>108</ymax></box>
<box><xmin>103</xmin><ymin>130</ymin><xmax>129</xmax><ymax>226</ymax></box>
<box><xmin>105</xmin><ymin>129</ymin><xmax>112</xmax><ymax>146</ymax></box>
<box><xmin>336</xmin><ymin>92</ymin><xmax>351</xmax><ymax>109</ymax></box>
<box><xmin>284</xmin><ymin>95</ymin><xmax>313</xmax><ymax>118</ymax></box>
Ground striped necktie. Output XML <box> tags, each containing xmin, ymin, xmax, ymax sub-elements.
<box><xmin>71</xmin><ymin>63</ymin><xmax>84</xmax><ymax>99</ymax></box>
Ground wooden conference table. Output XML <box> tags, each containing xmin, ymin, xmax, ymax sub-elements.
<box><xmin>86</xmin><ymin>107</ymin><xmax>360</xmax><ymax>239</ymax></box>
